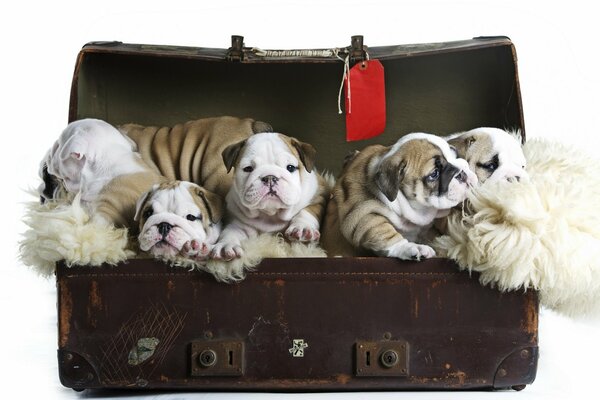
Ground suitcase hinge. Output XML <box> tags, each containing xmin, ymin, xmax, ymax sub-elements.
<box><xmin>350</xmin><ymin>35</ymin><xmax>367</xmax><ymax>63</ymax></box>
<box><xmin>226</xmin><ymin>35</ymin><xmax>245</xmax><ymax>62</ymax></box>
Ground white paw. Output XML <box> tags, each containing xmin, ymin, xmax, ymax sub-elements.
<box><xmin>388</xmin><ymin>241</ymin><xmax>436</xmax><ymax>261</ymax></box>
<box><xmin>211</xmin><ymin>242</ymin><xmax>244</xmax><ymax>261</ymax></box>
<box><xmin>285</xmin><ymin>224</ymin><xmax>321</xmax><ymax>242</ymax></box>
<box><xmin>181</xmin><ymin>240</ymin><xmax>211</xmax><ymax>262</ymax></box>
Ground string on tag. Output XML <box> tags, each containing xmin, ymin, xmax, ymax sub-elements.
<box><xmin>336</xmin><ymin>52</ymin><xmax>351</xmax><ymax>114</ymax></box>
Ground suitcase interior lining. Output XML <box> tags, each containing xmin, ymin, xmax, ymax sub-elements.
<box><xmin>75</xmin><ymin>45</ymin><xmax>521</xmax><ymax>174</ymax></box>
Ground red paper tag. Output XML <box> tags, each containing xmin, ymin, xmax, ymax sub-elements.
<box><xmin>344</xmin><ymin>59</ymin><xmax>386</xmax><ymax>142</ymax></box>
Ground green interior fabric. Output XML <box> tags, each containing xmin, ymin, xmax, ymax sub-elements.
<box><xmin>75</xmin><ymin>45</ymin><xmax>522</xmax><ymax>174</ymax></box>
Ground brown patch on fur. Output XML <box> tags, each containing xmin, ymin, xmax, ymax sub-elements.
<box><xmin>155</xmin><ymin>180</ymin><xmax>182</xmax><ymax>191</ymax></box>
<box><xmin>188</xmin><ymin>185</ymin><xmax>224</xmax><ymax>226</ymax></box>
<box><xmin>448</xmin><ymin>132</ymin><xmax>495</xmax><ymax>182</ymax></box>
<box><xmin>95</xmin><ymin>168</ymin><xmax>167</xmax><ymax>233</ymax></box>
<box><xmin>277</xmin><ymin>133</ymin><xmax>317</xmax><ymax>173</ymax></box>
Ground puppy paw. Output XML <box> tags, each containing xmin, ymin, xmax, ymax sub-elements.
<box><xmin>285</xmin><ymin>225</ymin><xmax>321</xmax><ymax>242</ymax></box>
<box><xmin>388</xmin><ymin>241</ymin><xmax>435</xmax><ymax>261</ymax></box>
<box><xmin>181</xmin><ymin>240</ymin><xmax>211</xmax><ymax>262</ymax></box>
<box><xmin>211</xmin><ymin>242</ymin><xmax>244</xmax><ymax>261</ymax></box>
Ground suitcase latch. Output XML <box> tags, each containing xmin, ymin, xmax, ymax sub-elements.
<box><xmin>226</xmin><ymin>35</ymin><xmax>245</xmax><ymax>62</ymax></box>
<box><xmin>355</xmin><ymin>340</ymin><xmax>409</xmax><ymax>377</ymax></box>
<box><xmin>190</xmin><ymin>340</ymin><xmax>244</xmax><ymax>376</ymax></box>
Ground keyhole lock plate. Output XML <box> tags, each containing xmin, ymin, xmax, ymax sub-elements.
<box><xmin>191</xmin><ymin>340</ymin><xmax>244</xmax><ymax>377</ymax></box>
<box><xmin>355</xmin><ymin>340</ymin><xmax>409</xmax><ymax>377</ymax></box>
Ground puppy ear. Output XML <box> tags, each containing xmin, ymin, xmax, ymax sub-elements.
<box><xmin>291</xmin><ymin>139</ymin><xmax>317</xmax><ymax>173</ymax></box>
<box><xmin>222</xmin><ymin>140</ymin><xmax>247</xmax><ymax>173</ymax></box>
<box><xmin>375</xmin><ymin>157</ymin><xmax>406</xmax><ymax>202</ymax></box>
<box><xmin>252</xmin><ymin>120</ymin><xmax>273</xmax><ymax>134</ymax></box>
<box><xmin>195</xmin><ymin>187</ymin><xmax>224</xmax><ymax>224</ymax></box>
<box><xmin>134</xmin><ymin>184</ymin><xmax>158</xmax><ymax>222</ymax></box>
<box><xmin>448</xmin><ymin>134</ymin><xmax>476</xmax><ymax>159</ymax></box>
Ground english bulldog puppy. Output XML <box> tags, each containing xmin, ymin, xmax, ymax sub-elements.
<box><xmin>447</xmin><ymin>127</ymin><xmax>528</xmax><ymax>184</ymax></box>
<box><xmin>212</xmin><ymin>132</ymin><xmax>328</xmax><ymax>260</ymax></box>
<box><xmin>38</xmin><ymin>118</ymin><xmax>148</xmax><ymax>204</ymax></box>
<box><xmin>134</xmin><ymin>181</ymin><xmax>224</xmax><ymax>260</ymax></box>
<box><xmin>321</xmin><ymin>133</ymin><xmax>477</xmax><ymax>260</ymax></box>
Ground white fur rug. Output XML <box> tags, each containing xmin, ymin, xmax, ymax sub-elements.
<box><xmin>434</xmin><ymin>138</ymin><xmax>600</xmax><ymax>317</ymax></box>
<box><xmin>19</xmin><ymin>195</ymin><xmax>134</xmax><ymax>277</ymax></box>
<box><xmin>19</xmin><ymin>195</ymin><xmax>326</xmax><ymax>281</ymax></box>
<box><xmin>163</xmin><ymin>234</ymin><xmax>326</xmax><ymax>282</ymax></box>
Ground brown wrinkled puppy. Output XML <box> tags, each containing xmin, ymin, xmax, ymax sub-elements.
<box><xmin>321</xmin><ymin>133</ymin><xmax>477</xmax><ymax>260</ymax></box>
<box><xmin>120</xmin><ymin>116</ymin><xmax>272</xmax><ymax>198</ymax></box>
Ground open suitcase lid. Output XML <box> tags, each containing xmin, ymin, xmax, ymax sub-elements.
<box><xmin>69</xmin><ymin>35</ymin><xmax>524</xmax><ymax>174</ymax></box>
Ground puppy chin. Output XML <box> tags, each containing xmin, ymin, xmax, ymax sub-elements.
<box><xmin>148</xmin><ymin>241</ymin><xmax>181</xmax><ymax>258</ymax></box>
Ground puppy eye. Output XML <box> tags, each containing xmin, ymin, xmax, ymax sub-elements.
<box><xmin>186</xmin><ymin>214</ymin><xmax>202</xmax><ymax>222</ymax></box>
<box><xmin>286</xmin><ymin>165</ymin><xmax>298</xmax><ymax>173</ymax></box>
<box><xmin>426</xmin><ymin>169</ymin><xmax>440</xmax><ymax>182</ymax></box>
<box><xmin>243</xmin><ymin>166</ymin><xmax>254</xmax><ymax>173</ymax></box>
<box><xmin>143</xmin><ymin>207</ymin><xmax>153</xmax><ymax>219</ymax></box>
<box><xmin>481</xmin><ymin>162</ymin><xmax>498</xmax><ymax>172</ymax></box>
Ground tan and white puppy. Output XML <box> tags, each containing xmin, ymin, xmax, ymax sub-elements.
<box><xmin>213</xmin><ymin>132</ymin><xmax>328</xmax><ymax>260</ymax></box>
<box><xmin>39</xmin><ymin>118</ymin><xmax>149</xmax><ymax>203</ymax></box>
<box><xmin>447</xmin><ymin>127</ymin><xmax>528</xmax><ymax>184</ymax></box>
<box><xmin>135</xmin><ymin>181</ymin><xmax>224</xmax><ymax>260</ymax></box>
<box><xmin>321</xmin><ymin>133</ymin><xmax>477</xmax><ymax>260</ymax></box>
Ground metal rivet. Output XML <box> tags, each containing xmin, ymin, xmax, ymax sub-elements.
<box><xmin>498</xmin><ymin>368</ymin><xmax>507</xmax><ymax>377</ymax></box>
<box><xmin>380</xmin><ymin>350</ymin><xmax>399</xmax><ymax>368</ymax></box>
<box><xmin>520</xmin><ymin>349</ymin><xmax>530</xmax><ymax>359</ymax></box>
<box><xmin>199</xmin><ymin>349</ymin><xmax>217</xmax><ymax>367</ymax></box>
<box><xmin>204</xmin><ymin>331</ymin><xmax>213</xmax><ymax>339</ymax></box>
<box><xmin>65</xmin><ymin>353</ymin><xmax>73</xmax><ymax>362</ymax></box>
<box><xmin>383</xmin><ymin>332</ymin><xmax>392</xmax><ymax>340</ymax></box>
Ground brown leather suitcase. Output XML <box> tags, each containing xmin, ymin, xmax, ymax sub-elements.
<box><xmin>57</xmin><ymin>35</ymin><xmax>537</xmax><ymax>391</ymax></box>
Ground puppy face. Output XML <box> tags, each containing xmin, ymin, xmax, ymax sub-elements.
<box><xmin>448</xmin><ymin>127</ymin><xmax>528</xmax><ymax>183</ymax></box>
<box><xmin>135</xmin><ymin>181</ymin><xmax>223</xmax><ymax>258</ymax></box>
<box><xmin>375</xmin><ymin>134</ymin><xmax>477</xmax><ymax>209</ymax></box>
<box><xmin>222</xmin><ymin>132</ymin><xmax>316</xmax><ymax>214</ymax></box>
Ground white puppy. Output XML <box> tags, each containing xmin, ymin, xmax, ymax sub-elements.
<box><xmin>38</xmin><ymin>118</ymin><xmax>149</xmax><ymax>203</ymax></box>
<box><xmin>212</xmin><ymin>132</ymin><xmax>328</xmax><ymax>260</ymax></box>
<box><xmin>135</xmin><ymin>181</ymin><xmax>223</xmax><ymax>260</ymax></box>
<box><xmin>447</xmin><ymin>127</ymin><xmax>528</xmax><ymax>184</ymax></box>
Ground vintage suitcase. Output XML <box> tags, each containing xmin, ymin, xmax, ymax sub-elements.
<box><xmin>57</xmin><ymin>35</ymin><xmax>538</xmax><ymax>391</ymax></box>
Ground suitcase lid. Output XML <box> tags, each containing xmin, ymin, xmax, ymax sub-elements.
<box><xmin>69</xmin><ymin>36</ymin><xmax>524</xmax><ymax>174</ymax></box>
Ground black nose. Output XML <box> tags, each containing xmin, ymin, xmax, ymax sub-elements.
<box><xmin>455</xmin><ymin>171</ymin><xmax>467</xmax><ymax>183</ymax></box>
<box><xmin>157</xmin><ymin>222</ymin><xmax>173</xmax><ymax>237</ymax></box>
<box><xmin>261</xmin><ymin>175</ymin><xmax>279</xmax><ymax>186</ymax></box>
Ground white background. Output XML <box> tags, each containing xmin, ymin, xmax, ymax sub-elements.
<box><xmin>3</xmin><ymin>0</ymin><xmax>600</xmax><ymax>399</ymax></box>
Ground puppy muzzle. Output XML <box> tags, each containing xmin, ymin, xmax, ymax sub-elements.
<box><xmin>139</xmin><ymin>212</ymin><xmax>206</xmax><ymax>250</ymax></box>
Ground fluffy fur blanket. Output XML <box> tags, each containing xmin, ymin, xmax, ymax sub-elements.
<box><xmin>19</xmin><ymin>195</ymin><xmax>326</xmax><ymax>282</ymax></box>
<box><xmin>434</xmin><ymin>138</ymin><xmax>600</xmax><ymax>317</ymax></box>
